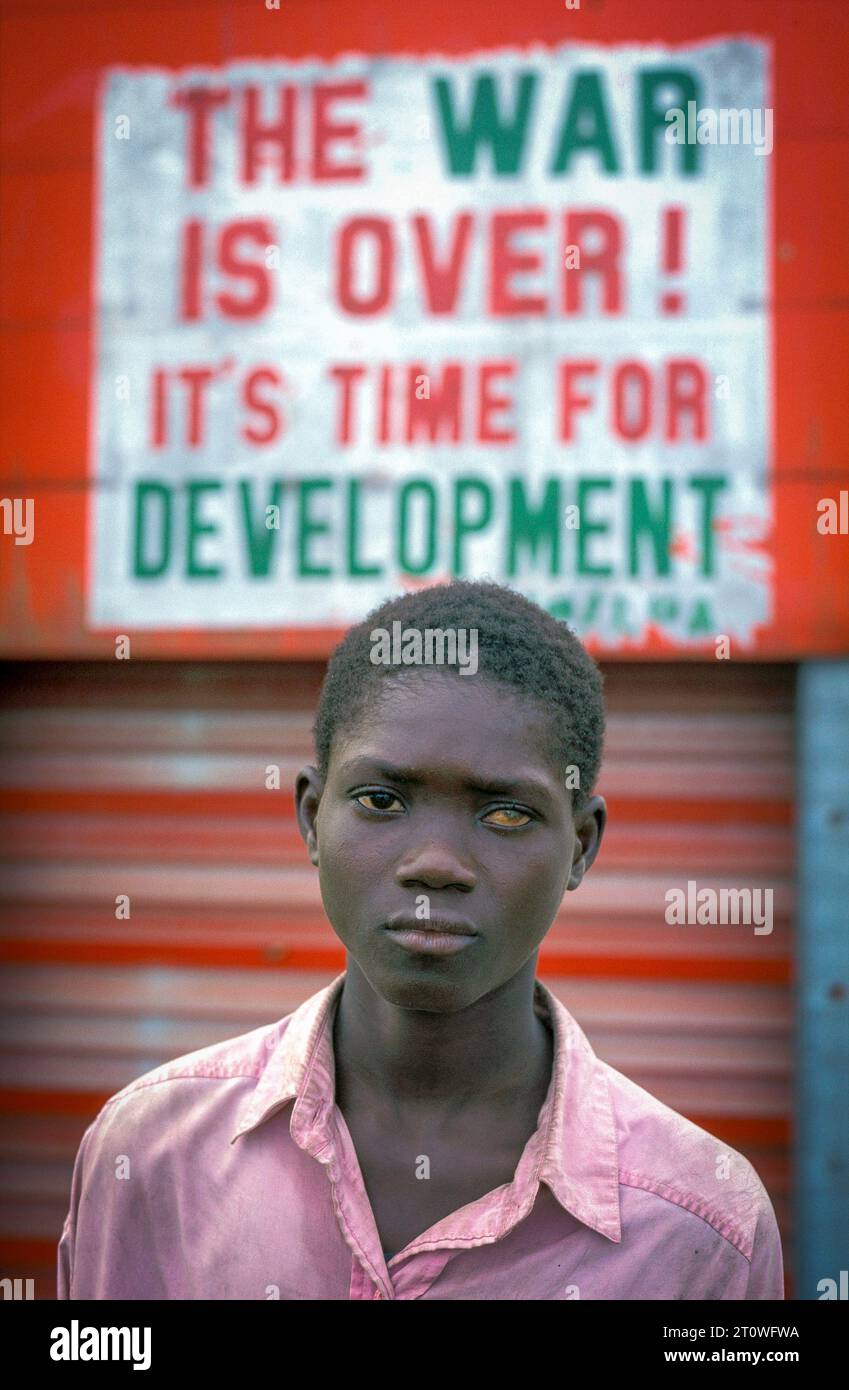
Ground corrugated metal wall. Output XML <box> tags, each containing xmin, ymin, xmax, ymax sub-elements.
<box><xmin>0</xmin><ymin>660</ymin><xmax>794</xmax><ymax>1297</ymax></box>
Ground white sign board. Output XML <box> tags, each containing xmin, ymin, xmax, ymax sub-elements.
<box><xmin>89</xmin><ymin>40</ymin><xmax>771</xmax><ymax>647</ymax></box>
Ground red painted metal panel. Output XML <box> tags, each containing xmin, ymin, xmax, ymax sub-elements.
<box><xmin>0</xmin><ymin>0</ymin><xmax>847</xmax><ymax>657</ymax></box>
<box><xmin>0</xmin><ymin>659</ymin><xmax>794</xmax><ymax>1296</ymax></box>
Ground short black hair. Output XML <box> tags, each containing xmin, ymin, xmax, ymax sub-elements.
<box><xmin>312</xmin><ymin>578</ymin><xmax>605</xmax><ymax>811</ymax></box>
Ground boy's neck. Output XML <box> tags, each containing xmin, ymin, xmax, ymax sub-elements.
<box><xmin>331</xmin><ymin>956</ymin><xmax>553</xmax><ymax>1115</ymax></box>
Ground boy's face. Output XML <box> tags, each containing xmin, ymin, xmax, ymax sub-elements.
<box><xmin>296</xmin><ymin>671</ymin><xmax>605</xmax><ymax>1013</ymax></box>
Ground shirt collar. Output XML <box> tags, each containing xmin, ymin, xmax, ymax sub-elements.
<box><xmin>229</xmin><ymin>970</ymin><xmax>347</xmax><ymax>1156</ymax></box>
<box><xmin>230</xmin><ymin>970</ymin><xmax>621</xmax><ymax>1243</ymax></box>
<box><xmin>531</xmin><ymin>976</ymin><xmax>621</xmax><ymax>1242</ymax></box>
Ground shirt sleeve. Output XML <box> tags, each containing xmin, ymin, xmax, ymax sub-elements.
<box><xmin>57</xmin><ymin>1212</ymin><xmax>73</xmax><ymax>1299</ymax></box>
<box><xmin>56</xmin><ymin>1117</ymin><xmax>98</xmax><ymax>1300</ymax></box>
<box><xmin>742</xmin><ymin>1185</ymin><xmax>785</xmax><ymax>1299</ymax></box>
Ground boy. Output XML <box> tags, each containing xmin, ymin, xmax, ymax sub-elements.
<box><xmin>57</xmin><ymin>578</ymin><xmax>784</xmax><ymax>1299</ymax></box>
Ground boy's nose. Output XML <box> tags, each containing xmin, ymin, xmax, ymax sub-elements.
<box><xmin>395</xmin><ymin>841</ymin><xmax>477</xmax><ymax>892</ymax></box>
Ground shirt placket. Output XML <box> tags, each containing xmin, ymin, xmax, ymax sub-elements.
<box><xmin>348</xmin><ymin>1259</ymin><xmax>386</xmax><ymax>1299</ymax></box>
<box><xmin>323</xmin><ymin>1115</ymin><xmax>459</xmax><ymax>1299</ymax></box>
<box><xmin>317</xmin><ymin>1125</ymin><xmax>395</xmax><ymax>1299</ymax></box>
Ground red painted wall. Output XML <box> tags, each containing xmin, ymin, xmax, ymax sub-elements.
<box><xmin>1</xmin><ymin>0</ymin><xmax>847</xmax><ymax>657</ymax></box>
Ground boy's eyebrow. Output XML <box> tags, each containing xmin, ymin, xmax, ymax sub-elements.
<box><xmin>337</xmin><ymin>758</ymin><xmax>556</xmax><ymax>801</ymax></box>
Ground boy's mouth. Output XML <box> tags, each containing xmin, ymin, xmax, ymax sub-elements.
<box><xmin>382</xmin><ymin>912</ymin><xmax>478</xmax><ymax>937</ymax></box>
<box><xmin>383</xmin><ymin>919</ymin><xmax>480</xmax><ymax>957</ymax></box>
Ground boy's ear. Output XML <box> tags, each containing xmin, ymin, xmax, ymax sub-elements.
<box><xmin>295</xmin><ymin>766</ymin><xmax>325</xmax><ymax>867</ymax></box>
<box><xmin>567</xmin><ymin>794</ymin><xmax>606</xmax><ymax>891</ymax></box>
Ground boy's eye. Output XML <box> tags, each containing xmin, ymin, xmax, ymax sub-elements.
<box><xmin>482</xmin><ymin>806</ymin><xmax>532</xmax><ymax>827</ymax></box>
<box><xmin>355</xmin><ymin>791</ymin><xmax>404</xmax><ymax>813</ymax></box>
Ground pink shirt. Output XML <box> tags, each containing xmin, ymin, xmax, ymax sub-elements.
<box><xmin>57</xmin><ymin>971</ymin><xmax>784</xmax><ymax>1300</ymax></box>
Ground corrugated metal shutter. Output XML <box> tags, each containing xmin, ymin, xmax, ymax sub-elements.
<box><xmin>0</xmin><ymin>660</ymin><xmax>793</xmax><ymax>1297</ymax></box>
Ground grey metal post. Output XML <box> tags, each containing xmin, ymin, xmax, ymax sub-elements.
<box><xmin>794</xmin><ymin>661</ymin><xmax>849</xmax><ymax>1299</ymax></box>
